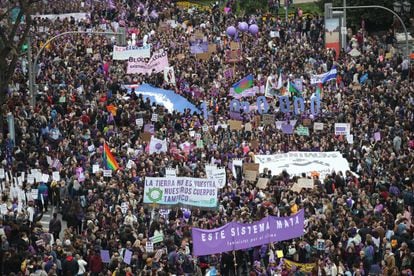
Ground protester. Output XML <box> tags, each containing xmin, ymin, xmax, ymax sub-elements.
<box><xmin>0</xmin><ymin>0</ymin><xmax>413</xmax><ymax>275</ymax></box>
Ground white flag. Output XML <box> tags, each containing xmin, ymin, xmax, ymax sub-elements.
<box><xmin>149</xmin><ymin>137</ymin><xmax>168</xmax><ymax>154</ymax></box>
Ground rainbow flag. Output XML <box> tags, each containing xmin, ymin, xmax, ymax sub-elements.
<box><xmin>103</xmin><ymin>143</ymin><xmax>120</xmax><ymax>171</ymax></box>
<box><xmin>315</xmin><ymin>83</ymin><xmax>323</xmax><ymax>97</ymax></box>
<box><xmin>232</xmin><ymin>74</ymin><xmax>254</xmax><ymax>94</ymax></box>
<box><xmin>106</xmin><ymin>105</ymin><xmax>117</xmax><ymax>116</ymax></box>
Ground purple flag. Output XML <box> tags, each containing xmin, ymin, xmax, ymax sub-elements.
<box><xmin>144</xmin><ymin>124</ymin><xmax>155</xmax><ymax>134</ymax></box>
<box><xmin>224</xmin><ymin>68</ymin><xmax>234</xmax><ymax>80</ymax></box>
<box><xmin>100</xmin><ymin>250</ymin><xmax>111</xmax><ymax>263</ymax></box>
<box><xmin>281</xmin><ymin>124</ymin><xmax>293</xmax><ymax>134</ymax></box>
<box><xmin>192</xmin><ymin>210</ymin><xmax>304</xmax><ymax>256</ymax></box>
<box><xmin>107</xmin><ymin>0</ymin><xmax>115</xmax><ymax>9</ymax></box>
<box><xmin>190</xmin><ymin>41</ymin><xmax>208</xmax><ymax>54</ymax></box>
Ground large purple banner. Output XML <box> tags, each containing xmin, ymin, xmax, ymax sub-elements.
<box><xmin>192</xmin><ymin>210</ymin><xmax>304</xmax><ymax>256</ymax></box>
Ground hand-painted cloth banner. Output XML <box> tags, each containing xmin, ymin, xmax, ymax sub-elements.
<box><xmin>32</xmin><ymin>12</ymin><xmax>89</xmax><ymax>21</ymax></box>
<box><xmin>310</xmin><ymin>68</ymin><xmax>337</xmax><ymax>85</ymax></box>
<box><xmin>192</xmin><ymin>210</ymin><xmax>304</xmax><ymax>256</ymax></box>
<box><xmin>124</xmin><ymin>83</ymin><xmax>200</xmax><ymax>114</ymax></box>
<box><xmin>144</xmin><ymin>177</ymin><xmax>218</xmax><ymax>208</ymax></box>
<box><xmin>283</xmin><ymin>259</ymin><xmax>316</xmax><ymax>273</ymax></box>
<box><xmin>254</xmin><ymin>152</ymin><xmax>350</xmax><ymax>179</ymax></box>
<box><xmin>127</xmin><ymin>51</ymin><xmax>169</xmax><ymax>75</ymax></box>
<box><xmin>112</xmin><ymin>45</ymin><xmax>151</xmax><ymax>60</ymax></box>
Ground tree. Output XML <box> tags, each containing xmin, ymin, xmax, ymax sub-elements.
<box><xmin>317</xmin><ymin>0</ymin><xmax>394</xmax><ymax>32</ymax></box>
<box><xmin>238</xmin><ymin>0</ymin><xmax>269</xmax><ymax>15</ymax></box>
<box><xmin>0</xmin><ymin>0</ymin><xmax>37</xmax><ymax>134</ymax></box>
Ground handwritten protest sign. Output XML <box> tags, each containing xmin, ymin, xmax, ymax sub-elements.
<box><xmin>243</xmin><ymin>163</ymin><xmax>260</xmax><ymax>173</ymax></box>
<box><xmin>262</xmin><ymin>114</ymin><xmax>275</xmax><ymax>125</ymax></box>
<box><xmin>228</xmin><ymin>120</ymin><xmax>243</xmax><ymax>130</ymax></box>
<box><xmin>296</xmin><ymin>126</ymin><xmax>309</xmax><ymax>136</ymax></box>
<box><xmin>244</xmin><ymin>170</ymin><xmax>257</xmax><ymax>182</ymax></box>
<box><xmin>313</xmin><ymin>122</ymin><xmax>324</xmax><ymax>130</ymax></box>
<box><xmin>297</xmin><ymin>178</ymin><xmax>314</xmax><ymax>189</ymax></box>
<box><xmin>256</xmin><ymin>178</ymin><xmax>269</xmax><ymax>189</ymax></box>
<box><xmin>335</xmin><ymin>123</ymin><xmax>351</xmax><ymax>136</ymax></box>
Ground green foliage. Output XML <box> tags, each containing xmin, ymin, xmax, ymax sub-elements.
<box><xmin>238</xmin><ymin>0</ymin><xmax>269</xmax><ymax>14</ymax></box>
<box><xmin>317</xmin><ymin>0</ymin><xmax>394</xmax><ymax>31</ymax></box>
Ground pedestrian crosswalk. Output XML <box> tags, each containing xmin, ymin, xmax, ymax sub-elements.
<box><xmin>38</xmin><ymin>207</ymin><xmax>67</xmax><ymax>240</ymax></box>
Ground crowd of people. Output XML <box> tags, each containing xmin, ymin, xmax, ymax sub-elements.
<box><xmin>0</xmin><ymin>0</ymin><xmax>414</xmax><ymax>275</ymax></box>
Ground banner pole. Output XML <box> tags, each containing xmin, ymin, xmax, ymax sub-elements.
<box><xmin>233</xmin><ymin>250</ymin><xmax>237</xmax><ymax>275</ymax></box>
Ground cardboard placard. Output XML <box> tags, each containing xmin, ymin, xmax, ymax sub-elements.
<box><xmin>177</xmin><ymin>54</ymin><xmax>186</xmax><ymax>60</ymax></box>
<box><xmin>140</xmin><ymin>132</ymin><xmax>152</xmax><ymax>142</ymax></box>
<box><xmin>313</xmin><ymin>122</ymin><xmax>324</xmax><ymax>130</ymax></box>
<box><xmin>253</xmin><ymin>115</ymin><xmax>261</xmax><ymax>126</ymax></box>
<box><xmin>290</xmin><ymin>183</ymin><xmax>302</xmax><ymax>193</ymax></box>
<box><xmin>244</xmin><ymin>122</ymin><xmax>252</xmax><ymax>132</ymax></box>
<box><xmin>225</xmin><ymin>49</ymin><xmax>242</xmax><ymax>63</ymax></box>
<box><xmin>302</xmin><ymin>119</ymin><xmax>312</xmax><ymax>126</ymax></box>
<box><xmin>256</xmin><ymin>178</ymin><xmax>269</xmax><ymax>189</ymax></box>
<box><xmin>297</xmin><ymin>178</ymin><xmax>314</xmax><ymax>189</ymax></box>
<box><xmin>194</xmin><ymin>30</ymin><xmax>204</xmax><ymax>40</ymax></box>
<box><xmin>244</xmin><ymin>170</ymin><xmax>257</xmax><ymax>182</ymax></box>
<box><xmin>262</xmin><ymin>114</ymin><xmax>275</xmax><ymax>125</ymax></box>
<box><xmin>230</xmin><ymin>42</ymin><xmax>240</xmax><ymax>50</ymax></box>
<box><xmin>243</xmin><ymin>163</ymin><xmax>260</xmax><ymax>172</ymax></box>
<box><xmin>228</xmin><ymin>120</ymin><xmax>243</xmax><ymax>131</ymax></box>
<box><xmin>250</xmin><ymin>139</ymin><xmax>259</xmax><ymax>150</ymax></box>
<box><xmin>195</xmin><ymin>52</ymin><xmax>210</xmax><ymax>61</ymax></box>
<box><xmin>208</xmin><ymin>44</ymin><xmax>217</xmax><ymax>54</ymax></box>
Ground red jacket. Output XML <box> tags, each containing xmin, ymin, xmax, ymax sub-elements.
<box><xmin>89</xmin><ymin>254</ymin><xmax>103</xmax><ymax>273</ymax></box>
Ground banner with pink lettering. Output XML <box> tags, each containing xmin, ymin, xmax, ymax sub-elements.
<box><xmin>127</xmin><ymin>51</ymin><xmax>169</xmax><ymax>75</ymax></box>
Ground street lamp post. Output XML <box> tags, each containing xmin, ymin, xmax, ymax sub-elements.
<box><xmin>29</xmin><ymin>30</ymin><xmax>125</xmax><ymax>107</ymax></box>
<box><xmin>393</xmin><ymin>1</ymin><xmax>412</xmax><ymax>15</ymax></box>
<box><xmin>331</xmin><ymin>5</ymin><xmax>410</xmax><ymax>61</ymax></box>
<box><xmin>393</xmin><ymin>1</ymin><xmax>412</xmax><ymax>38</ymax></box>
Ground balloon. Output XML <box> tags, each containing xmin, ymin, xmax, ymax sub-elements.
<box><xmin>238</xmin><ymin>22</ymin><xmax>248</xmax><ymax>32</ymax></box>
<box><xmin>183</xmin><ymin>210</ymin><xmax>191</xmax><ymax>219</ymax></box>
<box><xmin>248</xmin><ymin>24</ymin><xmax>259</xmax><ymax>35</ymax></box>
<box><xmin>226</xmin><ymin>26</ymin><xmax>237</xmax><ymax>37</ymax></box>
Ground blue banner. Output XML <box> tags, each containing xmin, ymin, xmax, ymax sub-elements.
<box><xmin>124</xmin><ymin>83</ymin><xmax>200</xmax><ymax>114</ymax></box>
